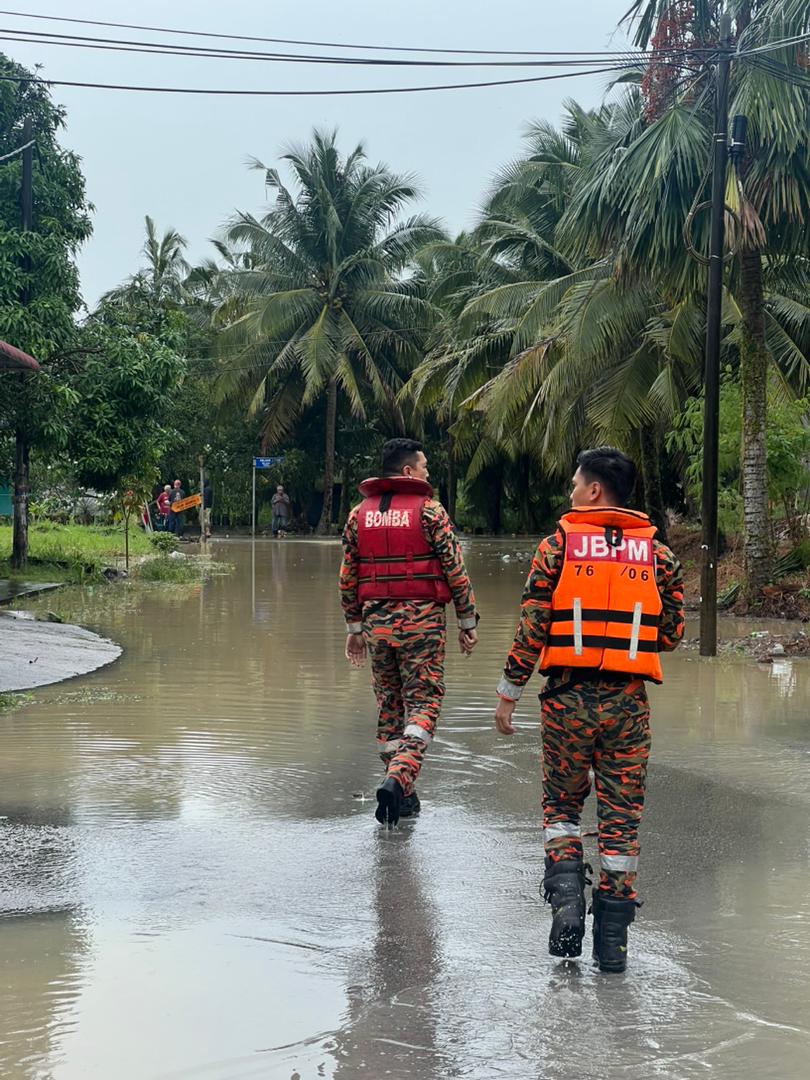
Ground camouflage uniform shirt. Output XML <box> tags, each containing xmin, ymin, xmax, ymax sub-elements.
<box><xmin>497</xmin><ymin>527</ymin><xmax>685</xmax><ymax>700</ymax></box>
<box><xmin>340</xmin><ymin>500</ymin><xmax>478</xmax><ymax>633</ymax></box>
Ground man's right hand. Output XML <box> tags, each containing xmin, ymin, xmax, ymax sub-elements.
<box><xmin>458</xmin><ymin>628</ymin><xmax>478</xmax><ymax>655</ymax></box>
<box><xmin>345</xmin><ymin>632</ymin><xmax>366</xmax><ymax>668</ymax></box>
<box><xmin>494</xmin><ymin>696</ymin><xmax>517</xmax><ymax>736</ymax></box>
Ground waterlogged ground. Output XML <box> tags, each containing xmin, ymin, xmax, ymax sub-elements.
<box><xmin>2</xmin><ymin>539</ymin><xmax>810</xmax><ymax>1080</ymax></box>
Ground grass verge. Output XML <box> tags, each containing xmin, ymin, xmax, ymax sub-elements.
<box><xmin>0</xmin><ymin>523</ymin><xmax>154</xmax><ymax>582</ymax></box>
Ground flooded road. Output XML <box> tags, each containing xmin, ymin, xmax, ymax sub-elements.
<box><xmin>2</xmin><ymin>539</ymin><xmax>810</xmax><ymax>1080</ymax></box>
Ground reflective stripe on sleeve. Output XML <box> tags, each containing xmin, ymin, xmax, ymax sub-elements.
<box><xmin>600</xmin><ymin>853</ymin><xmax>638</xmax><ymax>871</ymax></box>
<box><xmin>496</xmin><ymin>677</ymin><xmax>523</xmax><ymax>701</ymax></box>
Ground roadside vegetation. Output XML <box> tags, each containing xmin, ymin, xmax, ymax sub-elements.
<box><xmin>1</xmin><ymin>1</ymin><xmax>809</xmax><ymax>615</ymax></box>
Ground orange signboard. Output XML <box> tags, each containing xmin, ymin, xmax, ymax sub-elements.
<box><xmin>170</xmin><ymin>493</ymin><xmax>202</xmax><ymax>514</ymax></box>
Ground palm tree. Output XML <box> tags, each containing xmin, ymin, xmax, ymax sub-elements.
<box><xmin>456</xmin><ymin>4</ymin><xmax>809</xmax><ymax>577</ymax></box>
<box><xmin>102</xmin><ymin>216</ymin><xmax>190</xmax><ymax>320</ymax></box>
<box><xmin>616</xmin><ymin>0</ymin><xmax>810</xmax><ymax>587</ymax></box>
<box><xmin>213</xmin><ymin>129</ymin><xmax>441</xmax><ymax>533</ymax></box>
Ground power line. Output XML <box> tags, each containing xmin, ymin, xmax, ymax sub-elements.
<box><xmin>736</xmin><ymin>31</ymin><xmax>810</xmax><ymax>57</ymax></box>
<box><xmin>0</xmin><ymin>65</ymin><xmax>642</xmax><ymax>97</ymax></box>
<box><xmin>0</xmin><ymin>135</ymin><xmax>34</xmax><ymax>162</ymax></box>
<box><xmin>0</xmin><ymin>27</ymin><xmax>690</xmax><ymax>68</ymax></box>
<box><xmin>0</xmin><ymin>7</ymin><xmax>691</xmax><ymax>58</ymax></box>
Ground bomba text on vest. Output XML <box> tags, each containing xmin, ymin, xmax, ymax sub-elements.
<box><xmin>364</xmin><ymin>509</ymin><xmax>413</xmax><ymax>528</ymax></box>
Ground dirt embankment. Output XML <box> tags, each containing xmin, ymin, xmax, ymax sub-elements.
<box><xmin>670</xmin><ymin>523</ymin><xmax>810</xmax><ymax>658</ymax></box>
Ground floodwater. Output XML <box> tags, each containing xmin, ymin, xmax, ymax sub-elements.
<box><xmin>2</xmin><ymin>539</ymin><xmax>810</xmax><ymax>1080</ymax></box>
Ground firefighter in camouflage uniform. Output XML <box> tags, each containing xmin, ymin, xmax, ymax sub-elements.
<box><xmin>341</xmin><ymin>438</ymin><xmax>479</xmax><ymax>826</ymax></box>
<box><xmin>494</xmin><ymin>447</ymin><xmax>684</xmax><ymax>972</ymax></box>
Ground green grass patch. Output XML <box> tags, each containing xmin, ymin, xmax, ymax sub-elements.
<box><xmin>0</xmin><ymin>523</ymin><xmax>153</xmax><ymax>581</ymax></box>
<box><xmin>0</xmin><ymin>691</ymin><xmax>34</xmax><ymax>712</ymax></box>
<box><xmin>131</xmin><ymin>555</ymin><xmax>233</xmax><ymax>584</ymax></box>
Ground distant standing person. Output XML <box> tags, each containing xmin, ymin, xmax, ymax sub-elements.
<box><xmin>168</xmin><ymin>479</ymin><xmax>185</xmax><ymax>537</ymax></box>
<box><xmin>203</xmin><ymin>477</ymin><xmax>213</xmax><ymax>539</ymax></box>
<box><xmin>156</xmin><ymin>485</ymin><xmax>171</xmax><ymax>529</ymax></box>
<box><xmin>271</xmin><ymin>485</ymin><xmax>291</xmax><ymax>537</ymax></box>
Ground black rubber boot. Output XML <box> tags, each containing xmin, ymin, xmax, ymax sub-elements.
<box><xmin>375</xmin><ymin>776</ymin><xmax>403</xmax><ymax>826</ymax></box>
<box><xmin>542</xmin><ymin>858</ymin><xmax>591</xmax><ymax>958</ymax></box>
<box><xmin>591</xmin><ymin>890</ymin><xmax>639</xmax><ymax>973</ymax></box>
<box><xmin>399</xmin><ymin>790</ymin><xmax>421</xmax><ymax>818</ymax></box>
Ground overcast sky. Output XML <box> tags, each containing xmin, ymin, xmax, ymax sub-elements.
<box><xmin>3</xmin><ymin>1</ymin><xmax>633</xmax><ymax>307</ymax></box>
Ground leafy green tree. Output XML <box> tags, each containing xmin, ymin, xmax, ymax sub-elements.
<box><xmin>64</xmin><ymin>314</ymin><xmax>187</xmax><ymax>491</ymax></box>
<box><xmin>214</xmin><ymin>129</ymin><xmax>442</xmax><ymax>533</ymax></box>
<box><xmin>0</xmin><ymin>54</ymin><xmax>92</xmax><ymax>567</ymax></box>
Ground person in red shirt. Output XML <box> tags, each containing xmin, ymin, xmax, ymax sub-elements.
<box><xmin>340</xmin><ymin>438</ymin><xmax>479</xmax><ymax>826</ymax></box>
<box><xmin>156</xmin><ymin>485</ymin><xmax>171</xmax><ymax>528</ymax></box>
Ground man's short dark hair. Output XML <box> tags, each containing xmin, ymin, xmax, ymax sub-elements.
<box><xmin>577</xmin><ymin>447</ymin><xmax>636</xmax><ymax>506</ymax></box>
<box><xmin>382</xmin><ymin>437</ymin><xmax>423</xmax><ymax>477</ymax></box>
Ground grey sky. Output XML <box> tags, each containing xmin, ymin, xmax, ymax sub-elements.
<box><xmin>3</xmin><ymin>1</ymin><xmax>633</xmax><ymax>308</ymax></box>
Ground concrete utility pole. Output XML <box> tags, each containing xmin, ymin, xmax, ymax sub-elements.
<box><xmin>12</xmin><ymin>116</ymin><xmax>34</xmax><ymax>572</ymax></box>
<box><xmin>699</xmin><ymin>12</ymin><xmax>732</xmax><ymax>657</ymax></box>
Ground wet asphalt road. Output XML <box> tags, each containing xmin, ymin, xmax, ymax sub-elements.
<box><xmin>1</xmin><ymin>539</ymin><xmax>809</xmax><ymax>1079</ymax></box>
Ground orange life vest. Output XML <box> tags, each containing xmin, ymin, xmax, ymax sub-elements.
<box><xmin>356</xmin><ymin>476</ymin><xmax>452</xmax><ymax>605</ymax></box>
<box><xmin>539</xmin><ymin>507</ymin><xmax>664</xmax><ymax>683</ymax></box>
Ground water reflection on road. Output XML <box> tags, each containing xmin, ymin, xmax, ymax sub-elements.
<box><xmin>1</xmin><ymin>538</ymin><xmax>810</xmax><ymax>1079</ymax></box>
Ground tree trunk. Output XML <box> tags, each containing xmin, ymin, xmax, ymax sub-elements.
<box><xmin>517</xmin><ymin>455</ymin><xmax>532</xmax><ymax>534</ymax></box>
<box><xmin>639</xmin><ymin>424</ymin><xmax>668</xmax><ymax>542</ymax></box>
<box><xmin>447</xmin><ymin>440</ymin><xmax>457</xmax><ymax>522</ymax></box>
<box><xmin>11</xmin><ymin>430</ymin><xmax>29</xmax><ymax>571</ymax></box>
<box><xmin>739</xmin><ymin>250</ymin><xmax>770</xmax><ymax>595</ymax></box>
<box><xmin>316</xmin><ymin>378</ymin><xmax>338</xmax><ymax>535</ymax></box>
<box><xmin>485</xmin><ymin>462</ymin><xmax>503</xmax><ymax>534</ymax></box>
<box><xmin>338</xmin><ymin>459</ymin><xmax>352</xmax><ymax>528</ymax></box>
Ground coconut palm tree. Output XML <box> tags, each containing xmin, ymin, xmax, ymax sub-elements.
<box><xmin>457</xmin><ymin>3</ymin><xmax>810</xmax><ymax>579</ymax></box>
<box><xmin>102</xmin><ymin>216</ymin><xmax>190</xmax><ymax>319</ymax></box>
<box><xmin>213</xmin><ymin>129</ymin><xmax>441</xmax><ymax>533</ymax></box>
<box><xmin>615</xmin><ymin>0</ymin><xmax>810</xmax><ymax>587</ymax></box>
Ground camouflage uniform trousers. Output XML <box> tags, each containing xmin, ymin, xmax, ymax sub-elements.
<box><xmin>541</xmin><ymin>675</ymin><xmax>651</xmax><ymax>900</ymax></box>
<box><xmin>362</xmin><ymin>601</ymin><xmax>446</xmax><ymax>797</ymax></box>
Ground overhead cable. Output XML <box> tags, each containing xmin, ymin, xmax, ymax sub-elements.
<box><xmin>0</xmin><ymin>7</ymin><xmax>700</xmax><ymax>58</ymax></box>
<box><xmin>0</xmin><ymin>65</ymin><xmax>647</xmax><ymax>97</ymax></box>
<box><xmin>0</xmin><ymin>136</ymin><xmax>34</xmax><ymax>162</ymax></box>
<box><xmin>0</xmin><ymin>25</ymin><xmax>703</xmax><ymax>68</ymax></box>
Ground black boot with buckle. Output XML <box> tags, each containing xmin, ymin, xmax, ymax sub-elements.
<box><xmin>542</xmin><ymin>858</ymin><xmax>591</xmax><ymax>958</ymax></box>
<box><xmin>591</xmin><ymin>889</ymin><xmax>640</xmax><ymax>973</ymax></box>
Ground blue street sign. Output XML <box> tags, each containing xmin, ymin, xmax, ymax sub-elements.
<box><xmin>254</xmin><ymin>456</ymin><xmax>282</xmax><ymax>469</ymax></box>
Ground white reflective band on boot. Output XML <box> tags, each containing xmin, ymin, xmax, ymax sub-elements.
<box><xmin>628</xmin><ymin>601</ymin><xmax>643</xmax><ymax>661</ymax></box>
<box><xmin>600</xmin><ymin>854</ymin><xmax>639</xmax><ymax>871</ymax></box>
<box><xmin>544</xmin><ymin>821</ymin><xmax>581</xmax><ymax>843</ymax></box>
<box><xmin>403</xmin><ymin>723</ymin><xmax>432</xmax><ymax>743</ymax></box>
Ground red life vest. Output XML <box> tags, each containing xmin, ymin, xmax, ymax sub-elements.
<box><xmin>356</xmin><ymin>477</ymin><xmax>452</xmax><ymax>605</ymax></box>
<box><xmin>539</xmin><ymin>507</ymin><xmax>664</xmax><ymax>683</ymax></box>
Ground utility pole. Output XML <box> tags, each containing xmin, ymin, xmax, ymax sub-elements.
<box><xmin>12</xmin><ymin>116</ymin><xmax>34</xmax><ymax>572</ymax></box>
<box><xmin>198</xmin><ymin>456</ymin><xmax>208</xmax><ymax>550</ymax></box>
<box><xmin>699</xmin><ymin>12</ymin><xmax>732</xmax><ymax>657</ymax></box>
